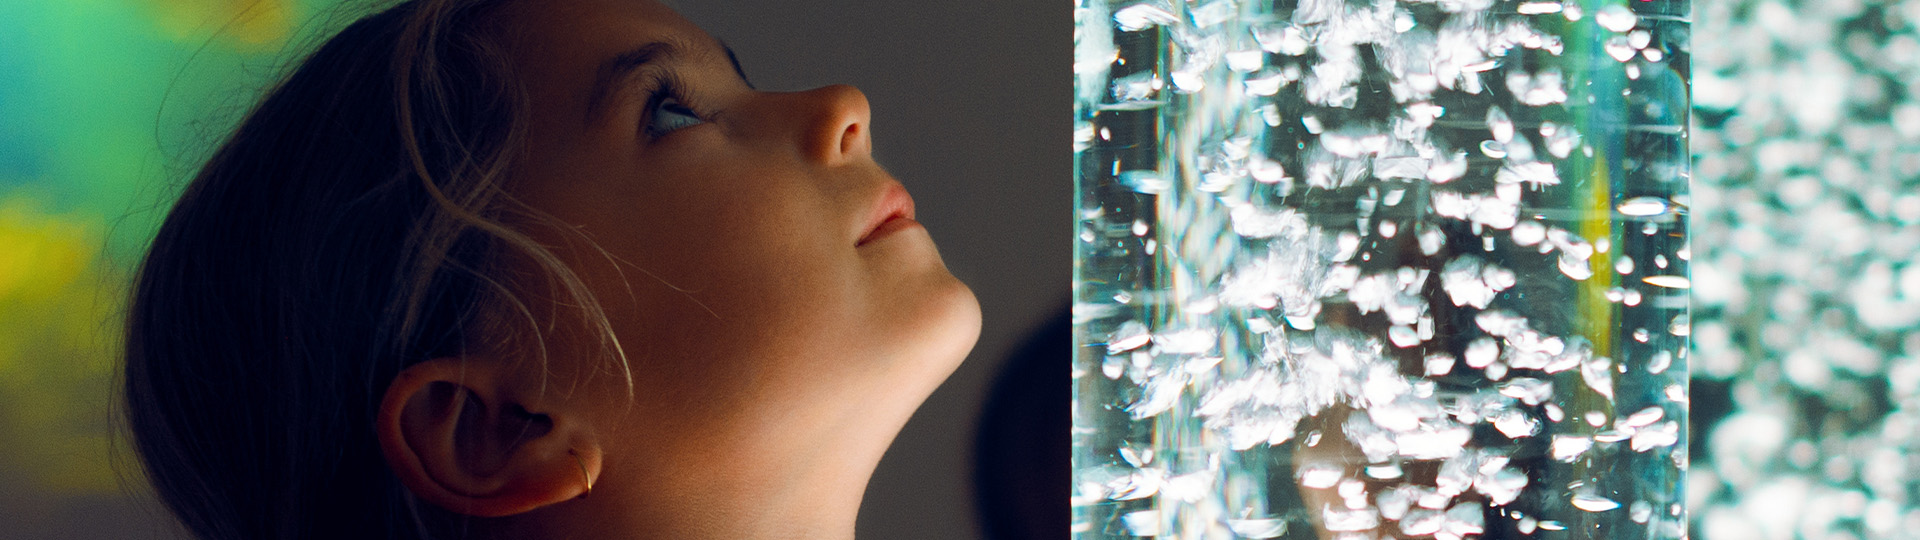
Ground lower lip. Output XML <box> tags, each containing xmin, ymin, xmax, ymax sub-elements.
<box><xmin>860</xmin><ymin>217</ymin><xmax>920</xmax><ymax>245</ymax></box>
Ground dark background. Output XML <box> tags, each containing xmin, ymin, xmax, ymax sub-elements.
<box><xmin>670</xmin><ymin>2</ymin><xmax>1070</xmax><ymax>538</ymax></box>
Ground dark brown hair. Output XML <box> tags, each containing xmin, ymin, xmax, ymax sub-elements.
<box><xmin>123</xmin><ymin>1</ymin><xmax>625</xmax><ymax>537</ymax></box>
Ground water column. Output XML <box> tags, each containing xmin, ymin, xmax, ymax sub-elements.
<box><xmin>1072</xmin><ymin>0</ymin><xmax>1690</xmax><ymax>538</ymax></box>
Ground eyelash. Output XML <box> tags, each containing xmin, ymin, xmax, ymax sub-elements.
<box><xmin>640</xmin><ymin>72</ymin><xmax>707</xmax><ymax>139</ymax></box>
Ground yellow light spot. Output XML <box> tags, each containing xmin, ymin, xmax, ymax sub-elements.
<box><xmin>141</xmin><ymin>0</ymin><xmax>296</xmax><ymax>50</ymax></box>
<box><xmin>0</xmin><ymin>198</ymin><xmax>93</xmax><ymax>303</ymax></box>
<box><xmin>0</xmin><ymin>195</ymin><xmax>124</xmax><ymax>495</ymax></box>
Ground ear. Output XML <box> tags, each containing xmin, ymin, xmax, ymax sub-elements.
<box><xmin>376</xmin><ymin>357</ymin><xmax>600</xmax><ymax>517</ymax></box>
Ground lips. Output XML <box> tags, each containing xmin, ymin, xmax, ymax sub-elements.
<box><xmin>857</xmin><ymin>183</ymin><xmax>917</xmax><ymax>246</ymax></box>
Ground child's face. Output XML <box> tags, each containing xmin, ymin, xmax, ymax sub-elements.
<box><xmin>489</xmin><ymin>0</ymin><xmax>979</xmax><ymax>448</ymax></box>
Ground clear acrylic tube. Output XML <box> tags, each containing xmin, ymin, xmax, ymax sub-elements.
<box><xmin>1072</xmin><ymin>1</ymin><xmax>1690</xmax><ymax>538</ymax></box>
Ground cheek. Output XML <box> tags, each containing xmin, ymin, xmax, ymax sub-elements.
<box><xmin>661</xmin><ymin>176</ymin><xmax>848</xmax><ymax>300</ymax></box>
<box><xmin>615</xmin><ymin>171</ymin><xmax>868</xmax><ymax>355</ymax></box>
<box><xmin>705</xmin><ymin>234</ymin><xmax>870</xmax><ymax>348</ymax></box>
<box><xmin>597</xmin><ymin>234</ymin><xmax>865</xmax><ymax>413</ymax></box>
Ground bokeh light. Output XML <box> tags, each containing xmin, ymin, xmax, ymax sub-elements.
<box><xmin>1691</xmin><ymin>1</ymin><xmax>1920</xmax><ymax>538</ymax></box>
<box><xmin>0</xmin><ymin>0</ymin><xmax>329</xmax><ymax>535</ymax></box>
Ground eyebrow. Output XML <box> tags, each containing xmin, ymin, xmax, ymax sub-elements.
<box><xmin>583</xmin><ymin>38</ymin><xmax>754</xmax><ymax>126</ymax></box>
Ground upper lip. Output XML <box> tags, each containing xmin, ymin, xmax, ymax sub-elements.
<box><xmin>857</xmin><ymin>182</ymin><xmax>916</xmax><ymax>246</ymax></box>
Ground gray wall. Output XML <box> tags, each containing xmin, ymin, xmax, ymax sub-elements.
<box><xmin>669</xmin><ymin>2</ymin><xmax>1069</xmax><ymax>538</ymax></box>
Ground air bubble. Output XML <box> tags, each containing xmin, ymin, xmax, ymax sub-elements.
<box><xmin>1571</xmin><ymin>487</ymin><xmax>1622</xmax><ymax>512</ymax></box>
<box><xmin>1114</xmin><ymin>4</ymin><xmax>1178</xmax><ymax>31</ymax></box>
<box><xmin>1605</xmin><ymin>36</ymin><xmax>1638</xmax><ymax>62</ymax></box>
<box><xmin>1617</xmin><ymin>196</ymin><xmax>1672</xmax><ymax>217</ymax></box>
<box><xmin>1488</xmin><ymin>107</ymin><xmax>1514</xmax><ymax>143</ymax></box>
<box><xmin>1595</xmin><ymin>5</ymin><xmax>1638</xmax><ymax>32</ymax></box>
<box><xmin>1480</xmin><ymin>140</ymin><xmax>1509</xmax><ymax>158</ymax></box>
<box><xmin>1628</xmin><ymin>29</ymin><xmax>1652</xmax><ymax>49</ymax></box>
<box><xmin>1518</xmin><ymin>2</ymin><xmax>1563</xmax><ymax>15</ymax></box>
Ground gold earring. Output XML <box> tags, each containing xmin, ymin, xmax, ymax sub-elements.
<box><xmin>568</xmin><ymin>449</ymin><xmax>592</xmax><ymax>499</ymax></box>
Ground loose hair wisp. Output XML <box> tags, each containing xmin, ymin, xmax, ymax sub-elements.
<box><xmin>123</xmin><ymin>1</ymin><xmax>628</xmax><ymax>538</ymax></box>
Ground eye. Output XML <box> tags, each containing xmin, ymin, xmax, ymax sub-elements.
<box><xmin>645</xmin><ymin>96</ymin><xmax>705</xmax><ymax>138</ymax></box>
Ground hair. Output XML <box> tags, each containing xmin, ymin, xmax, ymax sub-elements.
<box><xmin>123</xmin><ymin>0</ymin><xmax>626</xmax><ymax>538</ymax></box>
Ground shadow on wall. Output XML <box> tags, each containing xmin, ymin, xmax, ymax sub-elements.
<box><xmin>976</xmin><ymin>304</ymin><xmax>1070</xmax><ymax>540</ymax></box>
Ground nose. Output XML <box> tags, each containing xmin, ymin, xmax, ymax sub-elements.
<box><xmin>797</xmin><ymin>84</ymin><xmax>871</xmax><ymax>164</ymax></box>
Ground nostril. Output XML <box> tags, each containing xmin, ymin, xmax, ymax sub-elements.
<box><xmin>840</xmin><ymin>123</ymin><xmax>862</xmax><ymax>156</ymax></box>
<box><xmin>800</xmin><ymin>84</ymin><xmax>872</xmax><ymax>163</ymax></box>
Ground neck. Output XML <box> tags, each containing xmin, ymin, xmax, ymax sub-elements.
<box><xmin>508</xmin><ymin>393</ymin><xmax>921</xmax><ymax>540</ymax></box>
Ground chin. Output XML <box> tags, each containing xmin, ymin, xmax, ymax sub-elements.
<box><xmin>884</xmin><ymin>272</ymin><xmax>982</xmax><ymax>391</ymax></box>
<box><xmin>926</xmin><ymin>276</ymin><xmax>983</xmax><ymax>371</ymax></box>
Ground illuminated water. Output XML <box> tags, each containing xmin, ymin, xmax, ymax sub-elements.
<box><xmin>1072</xmin><ymin>1</ymin><xmax>1689</xmax><ymax>538</ymax></box>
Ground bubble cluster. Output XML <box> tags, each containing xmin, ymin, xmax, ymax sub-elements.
<box><xmin>1689</xmin><ymin>1</ymin><xmax>1920</xmax><ymax>539</ymax></box>
<box><xmin>1075</xmin><ymin>0</ymin><xmax>1688</xmax><ymax>538</ymax></box>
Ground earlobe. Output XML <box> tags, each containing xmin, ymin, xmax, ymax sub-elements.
<box><xmin>375</xmin><ymin>358</ymin><xmax>599</xmax><ymax>517</ymax></box>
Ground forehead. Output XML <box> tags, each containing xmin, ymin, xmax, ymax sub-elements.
<box><xmin>486</xmin><ymin>0</ymin><xmax>723</xmax><ymax>131</ymax></box>
<box><xmin>489</xmin><ymin>0</ymin><xmax>712</xmax><ymax>65</ymax></box>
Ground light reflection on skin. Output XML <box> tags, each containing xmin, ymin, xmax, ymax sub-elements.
<box><xmin>373</xmin><ymin>1</ymin><xmax>982</xmax><ymax>539</ymax></box>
